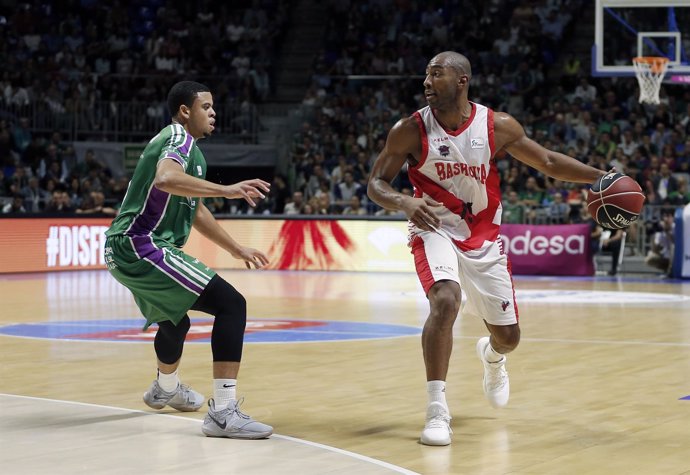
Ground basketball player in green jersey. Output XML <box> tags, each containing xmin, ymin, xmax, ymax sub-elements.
<box><xmin>105</xmin><ymin>81</ymin><xmax>273</xmax><ymax>439</ymax></box>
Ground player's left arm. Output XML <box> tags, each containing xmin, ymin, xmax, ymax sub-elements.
<box><xmin>192</xmin><ymin>203</ymin><xmax>269</xmax><ymax>269</ymax></box>
<box><xmin>494</xmin><ymin>112</ymin><xmax>606</xmax><ymax>184</ymax></box>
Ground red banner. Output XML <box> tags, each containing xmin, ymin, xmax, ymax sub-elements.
<box><xmin>500</xmin><ymin>224</ymin><xmax>594</xmax><ymax>276</ymax></box>
<box><xmin>0</xmin><ymin>218</ymin><xmax>113</xmax><ymax>273</ymax></box>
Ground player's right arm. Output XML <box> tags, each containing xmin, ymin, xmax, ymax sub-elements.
<box><xmin>367</xmin><ymin>117</ymin><xmax>441</xmax><ymax>231</ymax></box>
<box><xmin>154</xmin><ymin>159</ymin><xmax>270</xmax><ymax>207</ymax></box>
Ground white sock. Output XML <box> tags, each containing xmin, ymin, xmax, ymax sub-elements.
<box><xmin>157</xmin><ymin>369</ymin><xmax>180</xmax><ymax>392</ymax></box>
<box><xmin>484</xmin><ymin>342</ymin><xmax>505</xmax><ymax>363</ymax></box>
<box><xmin>213</xmin><ymin>379</ymin><xmax>237</xmax><ymax>409</ymax></box>
<box><xmin>427</xmin><ymin>380</ymin><xmax>448</xmax><ymax>410</ymax></box>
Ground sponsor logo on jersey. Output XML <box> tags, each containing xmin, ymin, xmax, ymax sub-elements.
<box><xmin>438</xmin><ymin>145</ymin><xmax>450</xmax><ymax>157</ymax></box>
<box><xmin>434</xmin><ymin>161</ymin><xmax>488</xmax><ymax>184</ymax></box>
<box><xmin>471</xmin><ymin>138</ymin><xmax>485</xmax><ymax>149</ymax></box>
<box><xmin>434</xmin><ymin>265</ymin><xmax>454</xmax><ymax>272</ymax></box>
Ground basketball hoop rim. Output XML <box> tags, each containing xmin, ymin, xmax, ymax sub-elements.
<box><xmin>632</xmin><ymin>56</ymin><xmax>670</xmax><ymax>66</ymax></box>
<box><xmin>633</xmin><ymin>56</ymin><xmax>670</xmax><ymax>74</ymax></box>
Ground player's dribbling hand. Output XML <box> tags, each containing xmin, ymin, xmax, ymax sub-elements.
<box><xmin>235</xmin><ymin>247</ymin><xmax>270</xmax><ymax>269</ymax></box>
<box><xmin>402</xmin><ymin>196</ymin><xmax>443</xmax><ymax>232</ymax></box>
<box><xmin>225</xmin><ymin>179</ymin><xmax>271</xmax><ymax>207</ymax></box>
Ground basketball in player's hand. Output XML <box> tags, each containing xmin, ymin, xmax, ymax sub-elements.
<box><xmin>586</xmin><ymin>172</ymin><xmax>645</xmax><ymax>229</ymax></box>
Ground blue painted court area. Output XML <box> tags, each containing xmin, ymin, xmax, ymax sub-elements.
<box><xmin>680</xmin><ymin>395</ymin><xmax>690</xmax><ymax>400</ymax></box>
<box><xmin>0</xmin><ymin>318</ymin><xmax>421</xmax><ymax>343</ymax></box>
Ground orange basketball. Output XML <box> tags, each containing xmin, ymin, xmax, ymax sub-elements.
<box><xmin>586</xmin><ymin>172</ymin><xmax>645</xmax><ymax>229</ymax></box>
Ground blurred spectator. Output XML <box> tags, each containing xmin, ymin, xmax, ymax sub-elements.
<box><xmin>76</xmin><ymin>191</ymin><xmax>117</xmax><ymax>216</ymax></box>
<box><xmin>650</xmin><ymin>123</ymin><xmax>672</xmax><ymax>152</ymax></box>
<box><xmin>547</xmin><ymin>192</ymin><xmax>569</xmax><ymax>224</ymax></box>
<box><xmin>249</xmin><ymin>65</ymin><xmax>270</xmax><ymax>102</ymax></box>
<box><xmin>561</xmin><ymin>53</ymin><xmax>581</xmax><ymax>89</ymax></box>
<box><xmin>2</xmin><ymin>194</ymin><xmax>26</xmax><ymax>214</ymax></box>
<box><xmin>574</xmin><ymin>77</ymin><xmax>597</xmax><ymax>103</ymax></box>
<box><xmin>519</xmin><ymin>176</ymin><xmax>544</xmax><ymax>221</ymax></box>
<box><xmin>315</xmin><ymin>193</ymin><xmax>332</xmax><ymax>215</ymax></box>
<box><xmin>11</xmin><ymin>118</ymin><xmax>32</xmax><ymax>156</ymax></box>
<box><xmin>342</xmin><ymin>195</ymin><xmax>366</xmax><ymax>216</ymax></box>
<box><xmin>501</xmin><ymin>190</ymin><xmax>525</xmax><ymax>224</ymax></box>
<box><xmin>645</xmin><ymin>212</ymin><xmax>674</xmax><ymax>274</ymax></box>
<box><xmin>301</xmin><ymin>202</ymin><xmax>315</xmax><ymax>215</ymax></box>
<box><xmin>618</xmin><ymin>129</ymin><xmax>638</xmax><ymax>157</ymax></box>
<box><xmin>334</xmin><ymin>171</ymin><xmax>360</xmax><ymax>209</ymax></box>
<box><xmin>9</xmin><ymin>165</ymin><xmax>30</xmax><ymax>191</ymax></box>
<box><xmin>283</xmin><ymin>191</ymin><xmax>304</xmax><ymax>215</ymax></box>
<box><xmin>591</xmin><ymin>223</ymin><xmax>625</xmax><ymax>276</ymax></box>
<box><xmin>668</xmin><ymin>177</ymin><xmax>690</xmax><ymax>205</ymax></box>
<box><xmin>269</xmin><ymin>174</ymin><xmax>290</xmax><ymax>214</ymax></box>
<box><xmin>21</xmin><ymin>176</ymin><xmax>50</xmax><ymax>212</ymax></box>
<box><xmin>594</xmin><ymin>133</ymin><xmax>617</xmax><ymax>162</ymax></box>
<box><xmin>45</xmin><ymin>187</ymin><xmax>75</xmax><ymax>213</ymax></box>
<box><xmin>654</xmin><ymin>163</ymin><xmax>679</xmax><ymax>203</ymax></box>
<box><xmin>305</xmin><ymin>164</ymin><xmax>330</xmax><ymax>199</ymax></box>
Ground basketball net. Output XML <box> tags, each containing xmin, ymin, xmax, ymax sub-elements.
<box><xmin>632</xmin><ymin>56</ymin><xmax>669</xmax><ymax>105</ymax></box>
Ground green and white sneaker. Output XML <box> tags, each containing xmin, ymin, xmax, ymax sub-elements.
<box><xmin>202</xmin><ymin>398</ymin><xmax>273</xmax><ymax>439</ymax></box>
<box><xmin>143</xmin><ymin>380</ymin><xmax>204</xmax><ymax>412</ymax></box>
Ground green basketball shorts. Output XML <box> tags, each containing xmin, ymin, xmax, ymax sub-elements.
<box><xmin>105</xmin><ymin>235</ymin><xmax>216</xmax><ymax>329</ymax></box>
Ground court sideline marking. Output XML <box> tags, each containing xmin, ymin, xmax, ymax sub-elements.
<box><xmin>0</xmin><ymin>393</ymin><xmax>419</xmax><ymax>475</ymax></box>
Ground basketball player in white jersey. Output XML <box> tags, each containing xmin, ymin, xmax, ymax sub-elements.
<box><xmin>367</xmin><ymin>51</ymin><xmax>606</xmax><ymax>446</ymax></box>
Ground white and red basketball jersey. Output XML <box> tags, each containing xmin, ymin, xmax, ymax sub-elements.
<box><xmin>408</xmin><ymin>102</ymin><xmax>502</xmax><ymax>251</ymax></box>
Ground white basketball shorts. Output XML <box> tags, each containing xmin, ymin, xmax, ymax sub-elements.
<box><xmin>410</xmin><ymin>230</ymin><xmax>519</xmax><ymax>326</ymax></box>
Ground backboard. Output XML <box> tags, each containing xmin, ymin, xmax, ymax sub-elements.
<box><xmin>593</xmin><ymin>0</ymin><xmax>690</xmax><ymax>81</ymax></box>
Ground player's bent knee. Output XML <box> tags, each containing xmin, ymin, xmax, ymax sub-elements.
<box><xmin>154</xmin><ymin>316</ymin><xmax>191</xmax><ymax>364</ymax></box>
<box><xmin>192</xmin><ymin>275</ymin><xmax>246</xmax><ymax>320</ymax></box>
<box><xmin>215</xmin><ymin>284</ymin><xmax>247</xmax><ymax>333</ymax></box>
<box><xmin>192</xmin><ymin>276</ymin><xmax>248</xmax><ymax>361</ymax></box>
<box><xmin>178</xmin><ymin>315</ymin><xmax>191</xmax><ymax>336</ymax></box>
<box><xmin>226</xmin><ymin>289</ymin><xmax>247</xmax><ymax>317</ymax></box>
<box><xmin>493</xmin><ymin>324</ymin><xmax>520</xmax><ymax>350</ymax></box>
<box><xmin>429</xmin><ymin>281</ymin><xmax>461</xmax><ymax>318</ymax></box>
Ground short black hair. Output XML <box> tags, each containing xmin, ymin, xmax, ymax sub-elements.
<box><xmin>167</xmin><ymin>81</ymin><xmax>210</xmax><ymax>117</ymax></box>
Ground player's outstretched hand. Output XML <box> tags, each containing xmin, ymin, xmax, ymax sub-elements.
<box><xmin>402</xmin><ymin>196</ymin><xmax>443</xmax><ymax>232</ymax></box>
<box><xmin>225</xmin><ymin>179</ymin><xmax>271</xmax><ymax>207</ymax></box>
<box><xmin>235</xmin><ymin>247</ymin><xmax>270</xmax><ymax>269</ymax></box>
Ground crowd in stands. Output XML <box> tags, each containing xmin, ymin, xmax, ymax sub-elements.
<box><xmin>2</xmin><ymin>0</ymin><xmax>690</xmax><ymax>241</ymax></box>
<box><xmin>0</xmin><ymin>0</ymin><xmax>287</xmax><ymax>213</ymax></box>
<box><xmin>273</xmin><ymin>0</ymin><xmax>690</xmax><ymax>234</ymax></box>
<box><xmin>0</xmin><ymin>118</ymin><xmax>129</xmax><ymax>215</ymax></box>
<box><xmin>0</xmin><ymin>0</ymin><xmax>287</xmax><ymax>141</ymax></box>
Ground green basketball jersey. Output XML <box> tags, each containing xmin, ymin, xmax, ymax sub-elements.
<box><xmin>106</xmin><ymin>124</ymin><xmax>207</xmax><ymax>248</ymax></box>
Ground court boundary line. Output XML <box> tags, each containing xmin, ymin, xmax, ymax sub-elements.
<box><xmin>0</xmin><ymin>393</ymin><xmax>420</xmax><ymax>475</ymax></box>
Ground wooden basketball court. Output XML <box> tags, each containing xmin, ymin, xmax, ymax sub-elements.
<box><xmin>1</xmin><ymin>269</ymin><xmax>689</xmax><ymax>474</ymax></box>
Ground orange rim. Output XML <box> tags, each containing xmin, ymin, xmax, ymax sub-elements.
<box><xmin>633</xmin><ymin>56</ymin><xmax>670</xmax><ymax>74</ymax></box>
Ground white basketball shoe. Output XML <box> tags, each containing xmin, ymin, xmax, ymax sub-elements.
<box><xmin>420</xmin><ymin>401</ymin><xmax>452</xmax><ymax>446</ymax></box>
<box><xmin>476</xmin><ymin>336</ymin><xmax>510</xmax><ymax>408</ymax></box>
